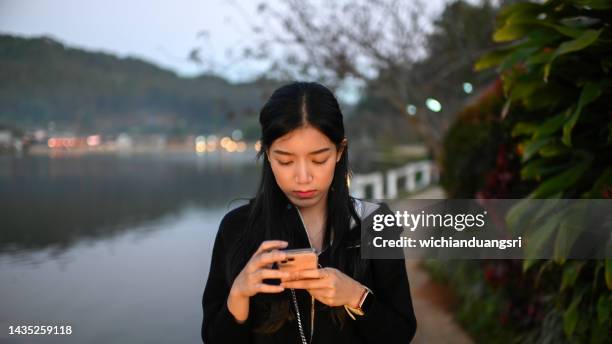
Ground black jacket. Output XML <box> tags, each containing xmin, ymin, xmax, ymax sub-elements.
<box><xmin>201</xmin><ymin>199</ymin><xmax>417</xmax><ymax>343</ymax></box>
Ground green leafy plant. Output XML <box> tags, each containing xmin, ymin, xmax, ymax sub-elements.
<box><xmin>477</xmin><ymin>1</ymin><xmax>612</xmax><ymax>342</ymax></box>
<box><xmin>436</xmin><ymin>1</ymin><xmax>611</xmax><ymax>342</ymax></box>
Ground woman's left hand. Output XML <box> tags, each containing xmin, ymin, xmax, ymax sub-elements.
<box><xmin>280</xmin><ymin>268</ymin><xmax>364</xmax><ymax>307</ymax></box>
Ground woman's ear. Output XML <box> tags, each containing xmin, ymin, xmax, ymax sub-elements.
<box><xmin>336</xmin><ymin>138</ymin><xmax>347</xmax><ymax>162</ymax></box>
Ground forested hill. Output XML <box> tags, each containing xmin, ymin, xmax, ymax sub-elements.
<box><xmin>0</xmin><ymin>34</ymin><xmax>281</xmax><ymax>136</ymax></box>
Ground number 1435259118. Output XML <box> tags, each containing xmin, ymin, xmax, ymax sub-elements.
<box><xmin>8</xmin><ymin>325</ymin><xmax>72</xmax><ymax>335</ymax></box>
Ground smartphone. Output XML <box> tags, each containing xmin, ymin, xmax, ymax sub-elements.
<box><xmin>277</xmin><ymin>248</ymin><xmax>318</xmax><ymax>273</ymax></box>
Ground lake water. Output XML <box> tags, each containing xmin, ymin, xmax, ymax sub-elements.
<box><xmin>0</xmin><ymin>153</ymin><xmax>260</xmax><ymax>343</ymax></box>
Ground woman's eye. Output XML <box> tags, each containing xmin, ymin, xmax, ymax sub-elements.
<box><xmin>313</xmin><ymin>159</ymin><xmax>328</xmax><ymax>165</ymax></box>
<box><xmin>278</xmin><ymin>161</ymin><xmax>293</xmax><ymax>166</ymax></box>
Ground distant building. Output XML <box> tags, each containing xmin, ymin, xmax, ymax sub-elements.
<box><xmin>0</xmin><ymin>128</ymin><xmax>27</xmax><ymax>154</ymax></box>
<box><xmin>0</xmin><ymin>130</ymin><xmax>11</xmax><ymax>146</ymax></box>
<box><xmin>116</xmin><ymin>133</ymin><xmax>133</xmax><ymax>150</ymax></box>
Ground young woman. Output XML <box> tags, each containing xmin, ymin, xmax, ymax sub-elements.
<box><xmin>202</xmin><ymin>82</ymin><xmax>417</xmax><ymax>344</ymax></box>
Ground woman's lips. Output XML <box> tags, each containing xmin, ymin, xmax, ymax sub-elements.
<box><xmin>293</xmin><ymin>190</ymin><xmax>317</xmax><ymax>199</ymax></box>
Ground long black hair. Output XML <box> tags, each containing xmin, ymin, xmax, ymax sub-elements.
<box><xmin>227</xmin><ymin>81</ymin><xmax>363</xmax><ymax>332</ymax></box>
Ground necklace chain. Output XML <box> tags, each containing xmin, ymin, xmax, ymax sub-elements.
<box><xmin>290</xmin><ymin>289</ymin><xmax>307</xmax><ymax>344</ymax></box>
<box><xmin>293</xmin><ymin>208</ymin><xmax>316</xmax><ymax>344</ymax></box>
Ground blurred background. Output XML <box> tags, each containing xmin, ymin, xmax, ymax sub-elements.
<box><xmin>1</xmin><ymin>0</ymin><xmax>610</xmax><ymax>343</ymax></box>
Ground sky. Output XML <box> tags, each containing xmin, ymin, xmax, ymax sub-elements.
<box><xmin>0</xmin><ymin>0</ymin><xmax>266</xmax><ymax>81</ymax></box>
<box><xmin>0</xmin><ymin>0</ymin><xmax>448</xmax><ymax>82</ymax></box>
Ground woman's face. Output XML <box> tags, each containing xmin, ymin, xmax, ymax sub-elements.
<box><xmin>268</xmin><ymin>125</ymin><xmax>344</xmax><ymax>210</ymax></box>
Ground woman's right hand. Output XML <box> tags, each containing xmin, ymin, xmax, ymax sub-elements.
<box><xmin>231</xmin><ymin>240</ymin><xmax>290</xmax><ymax>297</ymax></box>
<box><xmin>227</xmin><ymin>240</ymin><xmax>289</xmax><ymax>322</ymax></box>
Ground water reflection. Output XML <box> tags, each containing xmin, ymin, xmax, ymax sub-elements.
<box><xmin>1</xmin><ymin>206</ymin><xmax>228</xmax><ymax>343</ymax></box>
<box><xmin>0</xmin><ymin>154</ymin><xmax>260</xmax><ymax>254</ymax></box>
<box><xmin>0</xmin><ymin>153</ymin><xmax>259</xmax><ymax>343</ymax></box>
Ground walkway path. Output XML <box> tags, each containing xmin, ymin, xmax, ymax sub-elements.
<box><xmin>391</xmin><ymin>186</ymin><xmax>474</xmax><ymax>344</ymax></box>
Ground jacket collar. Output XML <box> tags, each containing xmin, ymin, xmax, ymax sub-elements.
<box><xmin>283</xmin><ymin>198</ymin><xmax>382</xmax><ymax>248</ymax></box>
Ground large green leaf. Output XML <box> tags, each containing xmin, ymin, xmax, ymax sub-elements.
<box><xmin>539</xmin><ymin>142</ymin><xmax>570</xmax><ymax>158</ymax></box>
<box><xmin>525</xmin><ymin>212</ymin><xmax>562</xmax><ymax>256</ymax></box>
<box><xmin>523</xmin><ymin>258</ymin><xmax>539</xmax><ymax>272</ymax></box>
<box><xmin>521</xmin><ymin>159</ymin><xmax>548</xmax><ymax>180</ymax></box>
<box><xmin>593</xmin><ymin>261</ymin><xmax>604</xmax><ymax>290</ymax></box>
<box><xmin>509</xmin><ymin>80</ymin><xmax>542</xmax><ymax>103</ymax></box>
<box><xmin>474</xmin><ymin>48</ymin><xmax>514</xmax><ymax>71</ymax></box>
<box><xmin>506</xmin><ymin>197</ymin><xmax>562</xmax><ymax>237</ymax></box>
<box><xmin>526</xmin><ymin>50</ymin><xmax>553</xmax><ymax>66</ymax></box>
<box><xmin>512</xmin><ymin>122</ymin><xmax>539</xmax><ymax>137</ymax></box>
<box><xmin>561</xmin><ymin>261</ymin><xmax>584</xmax><ymax>291</ymax></box>
<box><xmin>606</xmin><ymin>259</ymin><xmax>612</xmax><ymax>290</ymax></box>
<box><xmin>544</xmin><ymin>29</ymin><xmax>603</xmax><ymax>81</ymax></box>
<box><xmin>497</xmin><ymin>2</ymin><xmax>543</xmax><ymax>23</ymax></box>
<box><xmin>530</xmin><ymin>20</ymin><xmax>586</xmax><ymax>39</ymax></box>
<box><xmin>519</xmin><ymin>200</ymin><xmax>565</xmax><ymax>242</ymax></box>
<box><xmin>528</xmin><ymin>156</ymin><xmax>592</xmax><ymax>198</ymax></box>
<box><xmin>523</xmin><ymin>85</ymin><xmax>571</xmax><ymax>110</ymax></box>
<box><xmin>525</xmin><ymin>29</ymin><xmax>564</xmax><ymax>45</ymax></box>
<box><xmin>522</xmin><ymin>137</ymin><xmax>553</xmax><ymax>162</ymax></box>
<box><xmin>564</xmin><ymin>292</ymin><xmax>583</xmax><ymax>336</ymax></box>
<box><xmin>500</xmin><ymin>46</ymin><xmax>539</xmax><ymax>71</ymax></box>
<box><xmin>533</xmin><ymin>110</ymin><xmax>570</xmax><ymax>139</ymax></box>
<box><xmin>521</xmin><ymin>159</ymin><xmax>568</xmax><ymax>180</ymax></box>
<box><xmin>554</xmin><ymin>203</ymin><xmax>588</xmax><ymax>263</ymax></box>
<box><xmin>532</xmin><ymin>198</ymin><xmax>564</xmax><ymax>225</ymax></box>
<box><xmin>506</xmin><ymin>198</ymin><xmax>534</xmax><ymax>235</ymax></box>
<box><xmin>545</xmin><ymin>23</ymin><xmax>586</xmax><ymax>39</ymax></box>
<box><xmin>494</xmin><ymin>3</ymin><xmax>545</xmax><ymax>42</ymax></box>
<box><xmin>494</xmin><ymin>21</ymin><xmax>532</xmax><ymax>42</ymax></box>
<box><xmin>523</xmin><ymin>212</ymin><xmax>562</xmax><ymax>270</ymax></box>
<box><xmin>596</xmin><ymin>294</ymin><xmax>612</xmax><ymax>324</ymax></box>
<box><xmin>552</xmin><ymin>29</ymin><xmax>602</xmax><ymax>56</ymax></box>
<box><xmin>492</xmin><ymin>27</ymin><xmax>562</xmax><ymax>62</ymax></box>
<box><xmin>562</xmin><ymin>82</ymin><xmax>603</xmax><ymax>146</ymax></box>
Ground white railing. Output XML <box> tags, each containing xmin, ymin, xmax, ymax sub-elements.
<box><xmin>349</xmin><ymin>160</ymin><xmax>438</xmax><ymax>199</ymax></box>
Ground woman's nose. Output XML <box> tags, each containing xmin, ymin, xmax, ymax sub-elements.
<box><xmin>294</xmin><ymin>161</ymin><xmax>313</xmax><ymax>184</ymax></box>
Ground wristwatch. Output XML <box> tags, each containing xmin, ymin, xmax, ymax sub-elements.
<box><xmin>344</xmin><ymin>285</ymin><xmax>374</xmax><ymax>319</ymax></box>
